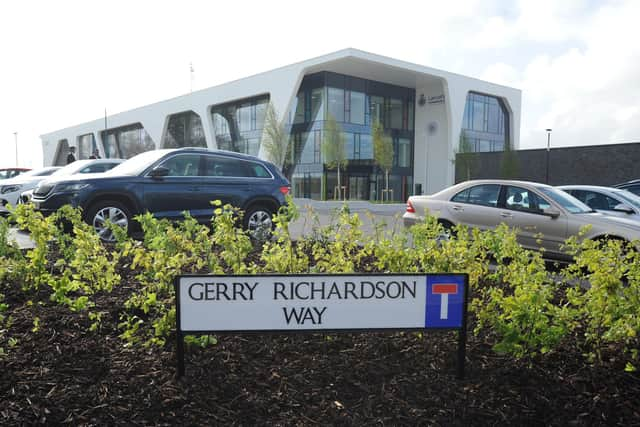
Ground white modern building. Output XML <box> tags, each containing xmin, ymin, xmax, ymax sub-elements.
<box><xmin>40</xmin><ymin>48</ymin><xmax>521</xmax><ymax>201</ymax></box>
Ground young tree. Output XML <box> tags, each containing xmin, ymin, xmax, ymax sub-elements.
<box><xmin>322</xmin><ymin>114</ymin><xmax>348</xmax><ymax>200</ymax></box>
<box><xmin>372</xmin><ymin>120</ymin><xmax>394</xmax><ymax>201</ymax></box>
<box><xmin>500</xmin><ymin>141</ymin><xmax>519</xmax><ymax>179</ymax></box>
<box><xmin>261</xmin><ymin>102</ymin><xmax>290</xmax><ymax>172</ymax></box>
<box><xmin>455</xmin><ymin>134</ymin><xmax>477</xmax><ymax>182</ymax></box>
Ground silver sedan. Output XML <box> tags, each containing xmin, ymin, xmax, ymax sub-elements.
<box><xmin>403</xmin><ymin>180</ymin><xmax>640</xmax><ymax>260</ymax></box>
<box><xmin>558</xmin><ymin>185</ymin><xmax>640</xmax><ymax>222</ymax></box>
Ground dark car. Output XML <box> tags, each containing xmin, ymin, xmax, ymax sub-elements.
<box><xmin>614</xmin><ymin>179</ymin><xmax>640</xmax><ymax>196</ymax></box>
<box><xmin>31</xmin><ymin>148</ymin><xmax>291</xmax><ymax>241</ymax></box>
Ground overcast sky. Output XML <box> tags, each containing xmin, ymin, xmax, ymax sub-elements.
<box><xmin>1</xmin><ymin>0</ymin><xmax>639</xmax><ymax>169</ymax></box>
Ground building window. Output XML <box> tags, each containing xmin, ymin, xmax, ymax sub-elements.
<box><xmin>406</xmin><ymin>99</ymin><xmax>414</xmax><ymax>130</ymax></box>
<box><xmin>288</xmin><ymin>71</ymin><xmax>415</xmax><ymax>201</ymax></box>
<box><xmin>370</xmin><ymin>96</ymin><xmax>384</xmax><ymax>126</ymax></box>
<box><xmin>353</xmin><ymin>133</ymin><xmax>361</xmax><ymax>159</ymax></box>
<box><xmin>77</xmin><ymin>133</ymin><xmax>95</xmax><ymax>159</ymax></box>
<box><xmin>350</xmin><ymin>91</ymin><xmax>365</xmax><ymax>125</ymax></box>
<box><xmin>100</xmin><ymin>123</ymin><xmax>156</xmax><ymax>159</ymax></box>
<box><xmin>293</xmin><ymin>132</ymin><xmax>310</xmax><ymax>164</ymax></box>
<box><xmin>313</xmin><ymin>130</ymin><xmax>322</xmax><ymax>163</ymax></box>
<box><xmin>163</xmin><ymin>111</ymin><xmax>207</xmax><ymax>148</ymax></box>
<box><xmin>238</xmin><ymin>103</ymin><xmax>252</xmax><ymax>132</ymax></box>
<box><xmin>398</xmin><ymin>138</ymin><xmax>411</xmax><ymax>167</ymax></box>
<box><xmin>211</xmin><ymin>95</ymin><xmax>269</xmax><ymax>156</ymax></box>
<box><xmin>461</xmin><ymin>92</ymin><xmax>509</xmax><ymax>152</ymax></box>
<box><xmin>103</xmin><ymin>134</ymin><xmax>118</xmax><ymax>159</ymax></box>
<box><xmin>310</xmin><ymin>88</ymin><xmax>324</xmax><ymax>122</ymax></box>
<box><xmin>327</xmin><ymin>87</ymin><xmax>345</xmax><ymax>122</ymax></box>
<box><xmin>389</xmin><ymin>98</ymin><xmax>403</xmax><ymax>129</ymax></box>
<box><xmin>360</xmin><ymin>133</ymin><xmax>373</xmax><ymax>160</ymax></box>
<box><xmin>255</xmin><ymin>101</ymin><xmax>267</xmax><ymax>131</ymax></box>
<box><xmin>293</xmin><ymin>93</ymin><xmax>305</xmax><ymax>124</ymax></box>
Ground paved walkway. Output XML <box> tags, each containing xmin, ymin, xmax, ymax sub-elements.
<box><xmin>8</xmin><ymin>228</ymin><xmax>35</xmax><ymax>249</ymax></box>
<box><xmin>293</xmin><ymin>198</ymin><xmax>406</xmax><ymax>214</ymax></box>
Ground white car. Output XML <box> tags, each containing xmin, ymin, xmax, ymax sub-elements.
<box><xmin>0</xmin><ymin>167</ymin><xmax>61</xmax><ymax>214</ymax></box>
<box><xmin>558</xmin><ymin>185</ymin><xmax>640</xmax><ymax>222</ymax></box>
<box><xmin>0</xmin><ymin>159</ymin><xmax>124</xmax><ymax>214</ymax></box>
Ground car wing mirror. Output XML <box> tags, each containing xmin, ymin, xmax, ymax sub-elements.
<box><xmin>613</xmin><ymin>203</ymin><xmax>634</xmax><ymax>214</ymax></box>
<box><xmin>149</xmin><ymin>167</ymin><xmax>169</xmax><ymax>178</ymax></box>
<box><xmin>543</xmin><ymin>207</ymin><xmax>561</xmax><ymax>218</ymax></box>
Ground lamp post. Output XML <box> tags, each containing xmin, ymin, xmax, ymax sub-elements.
<box><xmin>13</xmin><ymin>132</ymin><xmax>18</xmax><ymax>166</ymax></box>
<box><xmin>545</xmin><ymin>128</ymin><xmax>552</xmax><ymax>184</ymax></box>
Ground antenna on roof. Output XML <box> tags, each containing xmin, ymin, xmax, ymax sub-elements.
<box><xmin>190</xmin><ymin>62</ymin><xmax>195</xmax><ymax>93</ymax></box>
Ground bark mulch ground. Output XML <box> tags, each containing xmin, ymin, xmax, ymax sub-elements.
<box><xmin>1</xmin><ymin>273</ymin><xmax>639</xmax><ymax>426</ymax></box>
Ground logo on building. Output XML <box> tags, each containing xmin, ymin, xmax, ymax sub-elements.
<box><xmin>428</xmin><ymin>94</ymin><xmax>445</xmax><ymax>104</ymax></box>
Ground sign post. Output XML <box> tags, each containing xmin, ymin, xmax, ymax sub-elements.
<box><xmin>175</xmin><ymin>273</ymin><xmax>468</xmax><ymax>379</ymax></box>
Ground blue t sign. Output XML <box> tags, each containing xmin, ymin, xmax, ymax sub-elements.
<box><xmin>425</xmin><ymin>275</ymin><xmax>466</xmax><ymax>328</ymax></box>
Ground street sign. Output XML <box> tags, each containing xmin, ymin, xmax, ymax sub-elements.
<box><xmin>426</xmin><ymin>275</ymin><xmax>466</xmax><ymax>328</ymax></box>
<box><xmin>175</xmin><ymin>273</ymin><xmax>468</xmax><ymax>378</ymax></box>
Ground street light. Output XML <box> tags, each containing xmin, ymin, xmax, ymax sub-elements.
<box><xmin>13</xmin><ymin>132</ymin><xmax>18</xmax><ymax>166</ymax></box>
<box><xmin>545</xmin><ymin>128</ymin><xmax>552</xmax><ymax>184</ymax></box>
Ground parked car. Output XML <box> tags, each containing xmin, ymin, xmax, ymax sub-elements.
<box><xmin>558</xmin><ymin>185</ymin><xmax>640</xmax><ymax>221</ymax></box>
<box><xmin>31</xmin><ymin>148</ymin><xmax>291</xmax><ymax>241</ymax></box>
<box><xmin>403</xmin><ymin>180</ymin><xmax>640</xmax><ymax>260</ymax></box>
<box><xmin>0</xmin><ymin>167</ymin><xmax>31</xmax><ymax>181</ymax></box>
<box><xmin>0</xmin><ymin>167</ymin><xmax>61</xmax><ymax>214</ymax></box>
<box><xmin>613</xmin><ymin>179</ymin><xmax>640</xmax><ymax>196</ymax></box>
<box><xmin>0</xmin><ymin>159</ymin><xmax>123</xmax><ymax>215</ymax></box>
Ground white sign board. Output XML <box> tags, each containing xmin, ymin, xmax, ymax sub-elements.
<box><xmin>176</xmin><ymin>274</ymin><xmax>466</xmax><ymax>332</ymax></box>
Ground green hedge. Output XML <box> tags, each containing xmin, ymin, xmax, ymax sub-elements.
<box><xmin>0</xmin><ymin>200</ymin><xmax>638</xmax><ymax>370</ymax></box>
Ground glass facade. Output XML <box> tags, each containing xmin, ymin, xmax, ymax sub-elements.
<box><xmin>461</xmin><ymin>92</ymin><xmax>509</xmax><ymax>152</ymax></box>
<box><xmin>163</xmin><ymin>111</ymin><xmax>207</xmax><ymax>148</ymax></box>
<box><xmin>288</xmin><ymin>72</ymin><xmax>415</xmax><ymax>201</ymax></box>
<box><xmin>211</xmin><ymin>95</ymin><xmax>269</xmax><ymax>156</ymax></box>
<box><xmin>77</xmin><ymin>133</ymin><xmax>96</xmax><ymax>159</ymax></box>
<box><xmin>101</xmin><ymin>123</ymin><xmax>156</xmax><ymax>159</ymax></box>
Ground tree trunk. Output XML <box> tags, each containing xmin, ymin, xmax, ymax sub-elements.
<box><xmin>385</xmin><ymin>169</ymin><xmax>389</xmax><ymax>202</ymax></box>
<box><xmin>337</xmin><ymin>167</ymin><xmax>342</xmax><ymax>200</ymax></box>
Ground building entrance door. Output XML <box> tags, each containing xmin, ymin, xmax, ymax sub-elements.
<box><xmin>369</xmin><ymin>177</ymin><xmax>378</xmax><ymax>201</ymax></box>
<box><xmin>348</xmin><ymin>175</ymin><xmax>368</xmax><ymax>200</ymax></box>
<box><xmin>301</xmin><ymin>173</ymin><xmax>311</xmax><ymax>198</ymax></box>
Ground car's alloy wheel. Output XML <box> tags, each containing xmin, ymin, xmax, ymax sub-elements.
<box><xmin>245</xmin><ymin>207</ymin><xmax>273</xmax><ymax>241</ymax></box>
<box><xmin>91</xmin><ymin>205</ymin><xmax>129</xmax><ymax>242</ymax></box>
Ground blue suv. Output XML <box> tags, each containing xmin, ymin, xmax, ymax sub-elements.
<box><xmin>31</xmin><ymin>148</ymin><xmax>291</xmax><ymax>241</ymax></box>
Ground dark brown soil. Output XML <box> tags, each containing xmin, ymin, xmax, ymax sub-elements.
<box><xmin>1</xmin><ymin>263</ymin><xmax>639</xmax><ymax>425</ymax></box>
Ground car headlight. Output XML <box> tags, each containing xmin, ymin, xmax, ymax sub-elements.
<box><xmin>54</xmin><ymin>183</ymin><xmax>90</xmax><ymax>192</ymax></box>
<box><xmin>1</xmin><ymin>184</ymin><xmax>22</xmax><ymax>194</ymax></box>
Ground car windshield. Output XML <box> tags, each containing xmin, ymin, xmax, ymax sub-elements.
<box><xmin>3</xmin><ymin>168</ymin><xmax>58</xmax><ymax>181</ymax></box>
<box><xmin>105</xmin><ymin>150</ymin><xmax>174</xmax><ymax>176</ymax></box>
<box><xmin>1</xmin><ymin>169</ymin><xmax>25</xmax><ymax>178</ymax></box>
<box><xmin>51</xmin><ymin>160</ymin><xmax>94</xmax><ymax>176</ymax></box>
<box><xmin>613</xmin><ymin>189</ymin><xmax>640</xmax><ymax>209</ymax></box>
<box><xmin>30</xmin><ymin>167</ymin><xmax>60</xmax><ymax>177</ymax></box>
<box><xmin>14</xmin><ymin>168</ymin><xmax>57</xmax><ymax>178</ymax></box>
<box><xmin>537</xmin><ymin>187</ymin><xmax>594</xmax><ymax>213</ymax></box>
